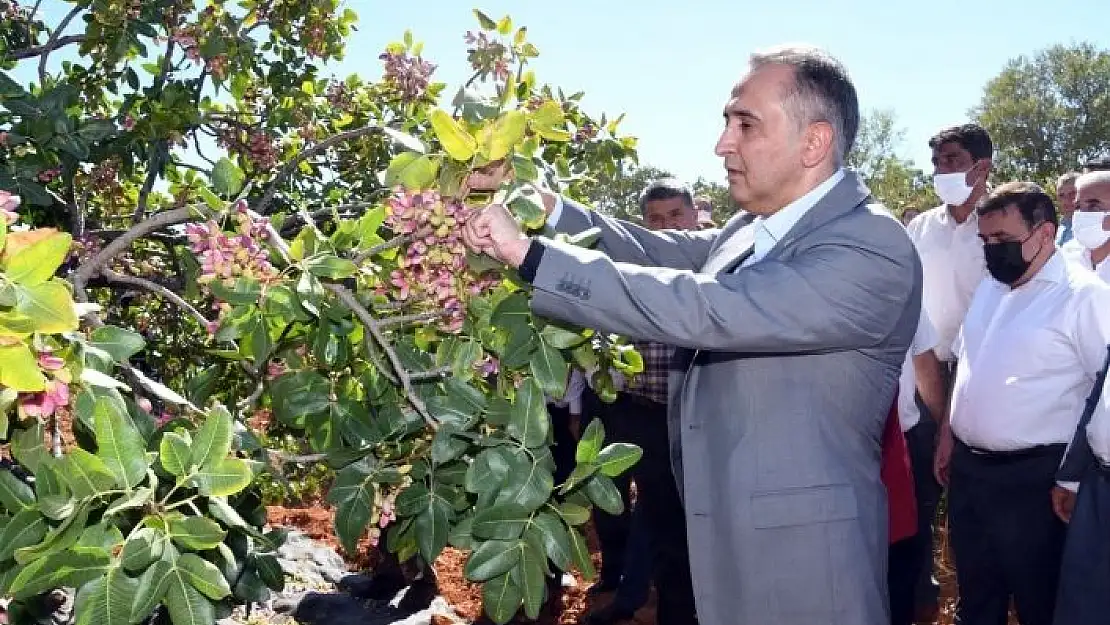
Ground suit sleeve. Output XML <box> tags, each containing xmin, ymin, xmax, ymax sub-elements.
<box><xmin>551</xmin><ymin>196</ymin><xmax>719</xmax><ymax>270</ymax></box>
<box><xmin>528</xmin><ymin>219</ymin><xmax>919</xmax><ymax>353</ymax></box>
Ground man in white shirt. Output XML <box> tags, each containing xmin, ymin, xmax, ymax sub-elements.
<box><xmin>904</xmin><ymin>122</ymin><xmax>993</xmax><ymax>619</ymax></box>
<box><xmin>1055</xmin><ymin>171</ymin><xmax>1079</xmax><ymax>246</ymax></box>
<box><xmin>1060</xmin><ymin>170</ymin><xmax>1110</xmax><ymax>282</ymax></box>
<box><xmin>936</xmin><ymin>182</ymin><xmax>1110</xmax><ymax>625</ymax></box>
<box><xmin>887</xmin><ymin>311</ymin><xmax>947</xmax><ymax>625</ymax></box>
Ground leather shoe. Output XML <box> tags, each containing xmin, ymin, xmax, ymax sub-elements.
<box><xmin>581</xmin><ymin>603</ymin><xmax>636</xmax><ymax>625</ymax></box>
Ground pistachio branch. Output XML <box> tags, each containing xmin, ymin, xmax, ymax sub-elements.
<box><xmin>353</xmin><ymin>232</ymin><xmax>415</xmax><ymax>265</ymax></box>
<box><xmin>99</xmin><ymin>268</ymin><xmax>211</xmax><ymax>327</ymax></box>
<box><xmin>378</xmin><ymin>311</ymin><xmax>447</xmax><ymax>328</ymax></box>
<box><xmin>36</xmin><ymin>6</ymin><xmax>82</xmax><ymax>81</ymax></box>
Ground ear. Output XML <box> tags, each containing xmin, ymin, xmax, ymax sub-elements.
<box><xmin>801</xmin><ymin>121</ymin><xmax>835</xmax><ymax>168</ymax></box>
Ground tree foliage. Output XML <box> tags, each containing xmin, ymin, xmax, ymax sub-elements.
<box><xmin>972</xmin><ymin>42</ymin><xmax>1110</xmax><ymax>185</ymax></box>
<box><xmin>848</xmin><ymin>109</ymin><xmax>937</xmax><ymax>216</ymax></box>
<box><xmin>0</xmin><ymin>3</ymin><xmax>645</xmax><ymax>624</ymax></box>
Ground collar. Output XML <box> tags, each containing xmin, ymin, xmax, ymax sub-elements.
<box><xmin>752</xmin><ymin>168</ymin><xmax>845</xmax><ymax>260</ymax></box>
<box><xmin>1026</xmin><ymin>250</ymin><xmax>1068</xmax><ymax>286</ymax></box>
<box><xmin>937</xmin><ymin>205</ymin><xmax>978</xmax><ymax>228</ymax></box>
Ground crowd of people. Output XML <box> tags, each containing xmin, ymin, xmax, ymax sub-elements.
<box><xmin>459</xmin><ymin>44</ymin><xmax>1110</xmax><ymax>625</ymax></box>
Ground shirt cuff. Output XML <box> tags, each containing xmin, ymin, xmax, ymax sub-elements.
<box><xmin>545</xmin><ymin>194</ymin><xmax>564</xmax><ymax>233</ymax></box>
<box><xmin>1058</xmin><ymin>480</ymin><xmax>1080</xmax><ymax>493</ymax></box>
<box><xmin>518</xmin><ymin>238</ymin><xmax>546</xmax><ymax>283</ymax></box>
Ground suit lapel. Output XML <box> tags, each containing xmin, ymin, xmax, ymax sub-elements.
<box><xmin>700</xmin><ymin>223</ymin><xmax>756</xmax><ymax>275</ymax></box>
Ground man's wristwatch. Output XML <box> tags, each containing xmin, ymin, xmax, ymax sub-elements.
<box><xmin>517</xmin><ymin>238</ymin><xmax>546</xmax><ymax>283</ymax></box>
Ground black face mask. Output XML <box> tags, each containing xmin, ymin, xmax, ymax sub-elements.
<box><xmin>983</xmin><ymin>228</ymin><xmax>1042</xmax><ymax>286</ymax></box>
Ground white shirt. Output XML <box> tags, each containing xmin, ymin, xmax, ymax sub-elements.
<box><xmin>548</xmin><ymin>368</ymin><xmax>586</xmax><ymax>414</ymax></box>
<box><xmin>949</xmin><ymin>252</ymin><xmax>1110</xmax><ymax>451</ymax></box>
<box><xmin>1060</xmin><ymin>239</ymin><xmax>1110</xmax><ymax>282</ymax></box>
<box><xmin>898</xmin><ymin>311</ymin><xmax>939</xmax><ymax>432</ymax></box>
<box><xmin>743</xmin><ymin>169</ymin><xmax>846</xmax><ymax>266</ymax></box>
<box><xmin>906</xmin><ymin>206</ymin><xmax>987</xmax><ymax>362</ymax></box>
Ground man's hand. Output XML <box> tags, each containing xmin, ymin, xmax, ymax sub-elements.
<box><xmin>934</xmin><ymin>421</ymin><xmax>953</xmax><ymax>487</ymax></box>
<box><xmin>1052</xmin><ymin>486</ymin><xmax>1077</xmax><ymax>523</ymax></box>
<box><xmin>462</xmin><ymin>204</ymin><xmax>531</xmax><ymax>267</ymax></box>
<box><xmin>464</xmin><ymin>160</ymin><xmax>513</xmax><ymax>194</ymax></box>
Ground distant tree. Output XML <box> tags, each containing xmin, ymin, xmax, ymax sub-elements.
<box><xmin>579</xmin><ymin>162</ymin><xmax>674</xmax><ymax>220</ymax></box>
<box><xmin>972</xmin><ymin>42</ymin><xmax>1110</xmax><ymax>185</ymax></box>
<box><xmin>848</xmin><ymin>109</ymin><xmax>937</xmax><ymax>217</ymax></box>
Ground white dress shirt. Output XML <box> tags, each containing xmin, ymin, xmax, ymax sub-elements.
<box><xmin>898</xmin><ymin>311</ymin><xmax>939</xmax><ymax>432</ymax></box>
<box><xmin>905</xmin><ymin>206</ymin><xmax>987</xmax><ymax>362</ymax></box>
<box><xmin>741</xmin><ymin>169</ymin><xmax>846</xmax><ymax>267</ymax></box>
<box><xmin>1060</xmin><ymin>239</ymin><xmax>1110</xmax><ymax>282</ymax></box>
<box><xmin>949</xmin><ymin>252</ymin><xmax>1110</xmax><ymax>451</ymax></box>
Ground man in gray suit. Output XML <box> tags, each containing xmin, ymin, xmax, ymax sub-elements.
<box><xmin>464</xmin><ymin>45</ymin><xmax>921</xmax><ymax>625</ymax></box>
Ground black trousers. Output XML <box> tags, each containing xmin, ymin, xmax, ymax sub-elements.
<box><xmin>888</xmin><ymin>418</ymin><xmax>942</xmax><ymax>625</ymax></box>
<box><xmin>588</xmin><ymin>391</ymin><xmax>698</xmax><ymax>625</ymax></box>
<box><xmin>547</xmin><ymin>403</ymin><xmax>578</xmax><ymax>486</ymax></box>
<box><xmin>1054</xmin><ymin>466</ymin><xmax>1110</xmax><ymax>625</ymax></box>
<box><xmin>949</xmin><ymin>440</ymin><xmax>1067</xmax><ymax>625</ymax></box>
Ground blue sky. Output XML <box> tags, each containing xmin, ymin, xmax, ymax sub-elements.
<box><xmin>15</xmin><ymin>0</ymin><xmax>1110</xmax><ymax>186</ymax></box>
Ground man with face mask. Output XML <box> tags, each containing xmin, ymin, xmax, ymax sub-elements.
<box><xmin>903</xmin><ymin>123</ymin><xmax>993</xmax><ymax>621</ymax></box>
<box><xmin>939</xmin><ymin>182</ymin><xmax>1110</xmax><ymax>625</ymax></box>
<box><xmin>1060</xmin><ymin>171</ymin><xmax>1110</xmax><ymax>280</ymax></box>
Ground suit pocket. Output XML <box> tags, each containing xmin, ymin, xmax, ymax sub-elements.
<box><xmin>750</xmin><ymin>483</ymin><xmax>859</xmax><ymax>529</ymax></box>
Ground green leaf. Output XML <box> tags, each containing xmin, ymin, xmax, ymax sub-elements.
<box><xmin>326</xmin><ymin>458</ymin><xmax>384</xmax><ymax>554</ymax></box>
<box><xmin>252</xmin><ymin>553</ymin><xmax>285</xmax><ymax>591</ymax></box>
<box><xmin>575</xmin><ymin>418</ymin><xmax>605</xmax><ymax>464</ymax></box>
<box><xmin>473</xmin><ymin>9</ymin><xmax>498</xmax><ymax>29</ymax></box>
<box><xmin>164</xmin><ymin>564</ymin><xmax>216</xmax><ymax>625</ymax></box>
<box><xmin>496</xmin><ymin>15</ymin><xmax>513</xmax><ymax>35</ymax></box>
<box><xmin>104</xmin><ymin>487</ymin><xmax>154</xmax><ymax>517</ymax></box>
<box><xmin>508</xmin><ymin>378</ymin><xmax>549</xmax><ymax>448</ymax></box>
<box><xmin>130</xmin><ymin>368</ymin><xmax>192</xmax><ymax>407</ymax></box>
<box><xmin>567</xmin><ymin>527</ymin><xmax>595</xmax><ymax>579</ymax></box>
<box><xmin>303</xmin><ymin>253</ymin><xmax>358</xmax><ymax>279</ymax></box>
<box><xmin>530</xmin><ymin>101</ymin><xmax>572</xmax><ymax>142</ymax></box>
<box><xmin>529</xmin><ymin>342</ymin><xmax>568</xmax><ymax>398</ymax></box>
<box><xmin>11</xmin><ymin>421</ymin><xmax>49</xmax><ymax>474</ymax></box>
<box><xmin>508</xmin><ymin>187</ymin><xmax>547</xmax><ymax>229</ymax></box>
<box><xmin>514</xmin><ymin>537</ymin><xmax>546</xmax><ymax>619</ymax></box>
<box><xmin>482</xmin><ymin>573</ymin><xmax>523</xmax><ymax>625</ymax></box>
<box><xmin>270</xmin><ymin>371</ymin><xmax>331</xmax><ymax>425</ymax></box>
<box><xmin>482</xmin><ymin>110</ymin><xmax>527</xmax><ymax>161</ymax></box>
<box><xmin>465</xmin><ymin>447</ymin><xmax>512</xmax><ymax>494</ymax></box>
<box><xmin>429</xmin><ymin>109</ymin><xmax>477</xmax><ymax>161</ymax></box>
<box><xmin>191</xmin><ymin>457</ymin><xmax>253</xmax><ymax>497</ymax></box>
<box><xmin>59</xmin><ymin>449</ymin><xmax>118</xmax><ymax>498</ymax></box>
<box><xmin>0</xmin><ymin>509</ymin><xmax>47</xmax><ymax>560</ymax></box>
<box><xmin>89</xmin><ymin>325</ymin><xmax>145</xmax><ymax>363</ymax></box>
<box><xmin>381</xmin><ymin>127</ymin><xmax>426</xmax><ymax>154</ymax></box>
<box><xmin>384</xmin><ymin>152</ymin><xmax>439</xmax><ymax>190</ymax></box>
<box><xmin>130</xmin><ymin>559</ymin><xmax>172</xmax><ymax>623</ymax></box>
<box><xmin>464</xmin><ymin>539</ymin><xmax>521</xmax><ymax>582</ymax></box>
<box><xmin>160</xmin><ymin>431</ymin><xmax>193</xmax><ymax>477</ymax></box>
<box><xmin>415</xmin><ymin>495</ymin><xmax>452</xmax><ymax>563</ymax></box>
<box><xmin>510</xmin><ymin>153</ymin><xmax>539</xmax><ymax>182</ymax></box>
<box><xmin>178</xmin><ymin>553</ymin><xmax>232</xmax><ymax>599</ymax></box>
<box><xmin>121</xmin><ymin>528</ymin><xmax>163</xmax><ymax>572</ymax></box>
<box><xmin>495</xmin><ymin>451</ymin><xmax>554</xmax><ymax>512</ymax></box>
<box><xmin>538</xmin><ymin>323</ymin><xmax>589</xmax><ymax>349</ymax></box>
<box><xmin>585</xmin><ymin>474</ymin><xmax>624</xmax><ymax>515</ymax></box>
<box><xmin>190</xmin><ymin>404</ymin><xmax>233</xmax><ymax>470</ymax></box>
<box><xmin>0</xmin><ymin>469</ymin><xmax>34</xmax><ymax>512</ymax></box>
<box><xmin>0</xmin><ymin>342</ymin><xmax>46</xmax><ymax>391</ymax></box>
<box><xmin>212</xmin><ymin>157</ymin><xmax>245</xmax><ymax>197</ymax></box>
<box><xmin>167</xmin><ymin>515</ymin><xmax>227</xmax><ymax>551</ymax></box>
<box><xmin>597</xmin><ymin>443</ymin><xmax>643</xmax><ymax>477</ymax></box>
<box><xmin>431</xmin><ymin>426</ymin><xmax>470</xmax><ymax>465</ymax></box>
<box><xmin>472</xmin><ymin>503</ymin><xmax>532</xmax><ymax>541</ymax></box>
<box><xmin>8</xmin><ymin>546</ymin><xmax>111</xmax><ymax>600</ymax></box>
<box><xmin>556</xmin><ymin>502</ymin><xmax>590</xmax><ymax>526</ymax></box>
<box><xmin>1</xmin><ymin>230</ymin><xmax>72</xmax><ymax>286</ymax></box>
<box><xmin>531</xmin><ymin>512</ymin><xmax>573</xmax><ymax>570</ymax></box>
<box><xmin>35</xmin><ymin>461</ymin><xmax>74</xmax><ymax>519</ymax></box>
<box><xmin>73</xmin><ymin>565</ymin><xmax>138</xmax><ymax>625</ymax></box>
<box><xmin>13</xmin><ymin>504</ymin><xmax>89</xmax><ymax>564</ymax></box>
<box><xmin>94</xmin><ymin>397</ymin><xmax>148</xmax><ymax>489</ymax></box>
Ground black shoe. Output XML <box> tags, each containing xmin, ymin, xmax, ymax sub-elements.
<box><xmin>585</xmin><ymin>579</ymin><xmax>621</xmax><ymax>596</ymax></box>
<box><xmin>582</xmin><ymin>603</ymin><xmax>636</xmax><ymax>625</ymax></box>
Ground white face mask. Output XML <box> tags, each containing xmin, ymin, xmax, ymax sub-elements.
<box><xmin>1073</xmin><ymin>211</ymin><xmax>1110</xmax><ymax>250</ymax></box>
<box><xmin>933</xmin><ymin>171</ymin><xmax>975</xmax><ymax>207</ymax></box>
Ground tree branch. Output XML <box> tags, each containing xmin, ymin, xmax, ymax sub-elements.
<box><xmin>10</xmin><ymin>34</ymin><xmax>84</xmax><ymax>62</ymax></box>
<box><xmin>38</xmin><ymin>6</ymin><xmax>82</xmax><ymax>83</ymax></box>
<box><xmin>254</xmin><ymin>124</ymin><xmax>386</xmax><ymax>214</ymax></box>
<box><xmin>354</xmin><ymin>233</ymin><xmax>415</xmax><ymax>265</ymax></box>
<box><xmin>99</xmin><ymin>268</ymin><xmax>210</xmax><ymax>327</ymax></box>
<box><xmin>408</xmin><ymin>366</ymin><xmax>453</xmax><ymax>381</ymax></box>
<box><xmin>70</xmin><ymin>206</ymin><xmax>200</xmax><ymax>302</ymax></box>
<box><xmin>378</xmin><ymin>311</ymin><xmax>445</xmax><ymax>328</ymax></box>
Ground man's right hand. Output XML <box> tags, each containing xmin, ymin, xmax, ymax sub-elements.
<box><xmin>934</xmin><ymin>421</ymin><xmax>953</xmax><ymax>487</ymax></box>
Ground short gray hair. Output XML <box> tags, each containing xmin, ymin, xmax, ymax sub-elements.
<box><xmin>749</xmin><ymin>45</ymin><xmax>859</xmax><ymax>164</ymax></box>
<box><xmin>1057</xmin><ymin>171</ymin><xmax>1080</xmax><ymax>187</ymax></box>
<box><xmin>1077</xmin><ymin>170</ymin><xmax>1110</xmax><ymax>191</ymax></box>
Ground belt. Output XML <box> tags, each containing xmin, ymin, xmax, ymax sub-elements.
<box><xmin>956</xmin><ymin>439</ymin><xmax>1067</xmax><ymax>464</ymax></box>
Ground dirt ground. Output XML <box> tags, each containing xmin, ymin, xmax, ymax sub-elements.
<box><xmin>267</xmin><ymin>502</ymin><xmax>995</xmax><ymax>625</ymax></box>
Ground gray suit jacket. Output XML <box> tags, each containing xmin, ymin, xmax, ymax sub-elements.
<box><xmin>529</xmin><ymin>172</ymin><xmax>922</xmax><ymax>625</ymax></box>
